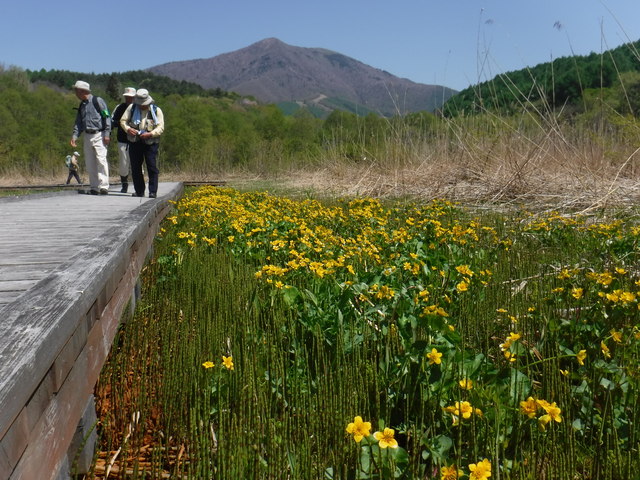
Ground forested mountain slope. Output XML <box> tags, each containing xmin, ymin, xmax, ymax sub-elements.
<box><xmin>444</xmin><ymin>39</ymin><xmax>640</xmax><ymax>116</ymax></box>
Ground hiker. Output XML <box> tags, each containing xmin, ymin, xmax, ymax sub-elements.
<box><xmin>65</xmin><ymin>151</ymin><xmax>82</xmax><ymax>184</ymax></box>
<box><xmin>120</xmin><ymin>89</ymin><xmax>165</xmax><ymax>198</ymax></box>
<box><xmin>70</xmin><ymin>80</ymin><xmax>111</xmax><ymax>195</ymax></box>
<box><xmin>111</xmin><ymin>87</ymin><xmax>136</xmax><ymax>193</ymax></box>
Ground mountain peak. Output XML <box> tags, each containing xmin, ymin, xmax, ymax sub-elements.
<box><xmin>148</xmin><ymin>38</ymin><xmax>457</xmax><ymax>116</ymax></box>
<box><xmin>253</xmin><ymin>37</ymin><xmax>286</xmax><ymax>47</ymax></box>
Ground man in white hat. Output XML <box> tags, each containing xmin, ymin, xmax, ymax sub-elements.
<box><xmin>65</xmin><ymin>150</ymin><xmax>81</xmax><ymax>184</ymax></box>
<box><xmin>111</xmin><ymin>87</ymin><xmax>136</xmax><ymax>193</ymax></box>
<box><xmin>70</xmin><ymin>80</ymin><xmax>111</xmax><ymax>195</ymax></box>
<box><xmin>120</xmin><ymin>88</ymin><xmax>165</xmax><ymax>198</ymax></box>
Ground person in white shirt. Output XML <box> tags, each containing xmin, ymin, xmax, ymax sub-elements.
<box><xmin>119</xmin><ymin>89</ymin><xmax>165</xmax><ymax>198</ymax></box>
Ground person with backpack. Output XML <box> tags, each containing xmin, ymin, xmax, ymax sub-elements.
<box><xmin>111</xmin><ymin>87</ymin><xmax>136</xmax><ymax>193</ymax></box>
<box><xmin>120</xmin><ymin>89</ymin><xmax>165</xmax><ymax>198</ymax></box>
<box><xmin>65</xmin><ymin>151</ymin><xmax>82</xmax><ymax>184</ymax></box>
<box><xmin>70</xmin><ymin>80</ymin><xmax>111</xmax><ymax>195</ymax></box>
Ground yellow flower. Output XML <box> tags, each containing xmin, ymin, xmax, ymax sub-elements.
<box><xmin>620</xmin><ymin>291</ymin><xmax>636</xmax><ymax>303</ymax></box>
<box><xmin>499</xmin><ymin>332</ymin><xmax>520</xmax><ymax>353</ymax></box>
<box><xmin>427</xmin><ymin>348</ymin><xmax>443</xmax><ymax>365</ymax></box>
<box><xmin>508</xmin><ymin>332</ymin><xmax>521</xmax><ymax>342</ymax></box>
<box><xmin>538</xmin><ymin>414</ymin><xmax>552</xmax><ymax>431</ymax></box>
<box><xmin>537</xmin><ymin>400</ymin><xmax>562</xmax><ymax>423</ymax></box>
<box><xmin>557</xmin><ymin>268</ymin><xmax>572</xmax><ymax>279</ymax></box>
<box><xmin>345</xmin><ymin>416</ymin><xmax>372</xmax><ymax>443</ymax></box>
<box><xmin>600</xmin><ymin>341</ymin><xmax>611</xmax><ymax>359</ymax></box>
<box><xmin>222</xmin><ymin>355</ymin><xmax>234</xmax><ymax>370</ymax></box>
<box><xmin>605</xmin><ymin>291</ymin><xmax>620</xmax><ymax>302</ymax></box>
<box><xmin>576</xmin><ymin>349</ymin><xmax>587</xmax><ymax>366</ymax></box>
<box><xmin>445</xmin><ymin>401</ymin><xmax>474</xmax><ymax>420</ymax></box>
<box><xmin>519</xmin><ymin>396</ymin><xmax>537</xmax><ymax>418</ymax></box>
<box><xmin>468</xmin><ymin>458</ymin><xmax>492</xmax><ymax>480</ymax></box>
<box><xmin>459</xmin><ymin>378</ymin><xmax>473</xmax><ymax>390</ymax></box>
<box><xmin>456</xmin><ymin>281</ymin><xmax>469</xmax><ymax>292</ymax></box>
<box><xmin>571</xmin><ymin>287</ymin><xmax>584</xmax><ymax>299</ymax></box>
<box><xmin>373</xmin><ymin>427</ymin><xmax>398</xmax><ymax>448</ymax></box>
<box><xmin>610</xmin><ymin>329</ymin><xmax>622</xmax><ymax>343</ymax></box>
<box><xmin>441</xmin><ymin>464</ymin><xmax>463</xmax><ymax>480</ymax></box>
<box><xmin>456</xmin><ymin>265</ymin><xmax>474</xmax><ymax>277</ymax></box>
<box><xmin>202</xmin><ymin>361</ymin><xmax>215</xmax><ymax>369</ymax></box>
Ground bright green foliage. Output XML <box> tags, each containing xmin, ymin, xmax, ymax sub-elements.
<box><xmin>0</xmin><ymin>67</ymin><xmax>447</xmax><ymax>178</ymax></box>
<box><xmin>94</xmin><ymin>188</ymin><xmax>640</xmax><ymax>479</ymax></box>
<box><xmin>444</xmin><ymin>40</ymin><xmax>640</xmax><ymax>116</ymax></box>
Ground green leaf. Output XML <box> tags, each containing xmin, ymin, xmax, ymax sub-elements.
<box><xmin>282</xmin><ymin>285</ymin><xmax>300</xmax><ymax>306</ymax></box>
<box><xmin>599</xmin><ymin>377</ymin><xmax>615</xmax><ymax>390</ymax></box>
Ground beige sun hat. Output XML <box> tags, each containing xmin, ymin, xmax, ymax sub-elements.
<box><xmin>72</xmin><ymin>80</ymin><xmax>91</xmax><ymax>91</ymax></box>
<box><xmin>134</xmin><ymin>88</ymin><xmax>154</xmax><ymax>106</ymax></box>
<box><xmin>123</xmin><ymin>87</ymin><xmax>136</xmax><ymax>97</ymax></box>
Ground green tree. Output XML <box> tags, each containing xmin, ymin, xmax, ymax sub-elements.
<box><xmin>106</xmin><ymin>73</ymin><xmax>121</xmax><ymax>102</ymax></box>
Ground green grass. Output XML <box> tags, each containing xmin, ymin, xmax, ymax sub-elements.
<box><xmin>90</xmin><ymin>188</ymin><xmax>640</xmax><ymax>479</ymax></box>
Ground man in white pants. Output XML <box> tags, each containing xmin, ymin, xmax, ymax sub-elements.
<box><xmin>70</xmin><ymin>80</ymin><xmax>111</xmax><ymax>195</ymax></box>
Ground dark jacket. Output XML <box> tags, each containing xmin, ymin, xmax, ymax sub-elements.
<box><xmin>111</xmin><ymin>103</ymin><xmax>131</xmax><ymax>143</ymax></box>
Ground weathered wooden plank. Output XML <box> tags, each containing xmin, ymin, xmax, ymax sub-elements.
<box><xmin>0</xmin><ymin>280</ymin><xmax>35</xmax><ymax>291</ymax></box>
<box><xmin>0</xmin><ymin>265</ymin><xmax>58</xmax><ymax>280</ymax></box>
<box><xmin>0</xmin><ymin>188</ymin><xmax>173</xmax><ymax>309</ymax></box>
<box><xmin>0</xmin><ymin>292</ymin><xmax>22</xmax><ymax>305</ymax></box>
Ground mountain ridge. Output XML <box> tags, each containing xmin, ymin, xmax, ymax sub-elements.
<box><xmin>147</xmin><ymin>38</ymin><xmax>457</xmax><ymax>116</ymax></box>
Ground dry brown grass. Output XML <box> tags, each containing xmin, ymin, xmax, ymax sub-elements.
<box><xmin>240</xmin><ymin>127</ymin><xmax>640</xmax><ymax>213</ymax></box>
<box><xmin>2</xmin><ymin>128</ymin><xmax>639</xmax><ymax>212</ymax></box>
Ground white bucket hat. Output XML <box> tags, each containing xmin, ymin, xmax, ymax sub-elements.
<box><xmin>72</xmin><ymin>80</ymin><xmax>91</xmax><ymax>92</ymax></box>
<box><xmin>123</xmin><ymin>87</ymin><xmax>136</xmax><ymax>97</ymax></box>
<box><xmin>134</xmin><ymin>88</ymin><xmax>154</xmax><ymax>106</ymax></box>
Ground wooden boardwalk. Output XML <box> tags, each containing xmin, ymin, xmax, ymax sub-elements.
<box><xmin>0</xmin><ymin>182</ymin><xmax>183</xmax><ymax>479</ymax></box>
<box><xmin>0</xmin><ymin>184</ymin><xmax>176</xmax><ymax>306</ymax></box>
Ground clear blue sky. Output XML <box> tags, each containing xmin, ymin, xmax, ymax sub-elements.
<box><xmin>2</xmin><ymin>0</ymin><xmax>640</xmax><ymax>91</ymax></box>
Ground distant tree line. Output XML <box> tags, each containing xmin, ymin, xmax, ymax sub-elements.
<box><xmin>0</xmin><ymin>66</ymin><xmax>439</xmax><ymax>178</ymax></box>
<box><xmin>27</xmin><ymin>69</ymin><xmax>236</xmax><ymax>102</ymax></box>
<box><xmin>443</xmin><ymin>39</ymin><xmax>640</xmax><ymax>117</ymax></box>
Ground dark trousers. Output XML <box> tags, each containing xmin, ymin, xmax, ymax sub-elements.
<box><xmin>66</xmin><ymin>170</ymin><xmax>81</xmax><ymax>184</ymax></box>
<box><xmin>129</xmin><ymin>141</ymin><xmax>159</xmax><ymax>196</ymax></box>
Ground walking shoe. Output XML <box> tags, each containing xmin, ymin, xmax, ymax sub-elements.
<box><xmin>90</xmin><ymin>189</ymin><xmax>99</xmax><ymax>195</ymax></box>
<box><xmin>132</xmin><ymin>192</ymin><xmax>143</xmax><ymax>197</ymax></box>
<box><xmin>120</xmin><ymin>176</ymin><xmax>128</xmax><ymax>193</ymax></box>
<box><xmin>148</xmin><ymin>193</ymin><xmax>157</xmax><ymax>198</ymax></box>
<box><xmin>99</xmin><ymin>188</ymin><xmax>109</xmax><ymax>195</ymax></box>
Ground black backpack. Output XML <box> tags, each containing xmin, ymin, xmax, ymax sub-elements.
<box><xmin>74</xmin><ymin>96</ymin><xmax>109</xmax><ymax>131</ymax></box>
<box><xmin>91</xmin><ymin>96</ymin><xmax>110</xmax><ymax>131</ymax></box>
